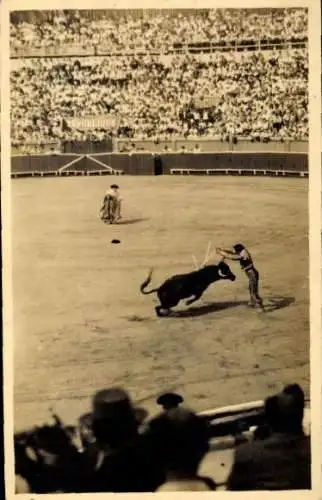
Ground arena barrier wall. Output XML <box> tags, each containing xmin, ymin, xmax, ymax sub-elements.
<box><xmin>11</xmin><ymin>152</ymin><xmax>308</xmax><ymax>178</ymax></box>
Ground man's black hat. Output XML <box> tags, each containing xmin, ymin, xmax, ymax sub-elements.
<box><xmin>233</xmin><ymin>243</ymin><xmax>245</xmax><ymax>253</ymax></box>
<box><xmin>79</xmin><ymin>387</ymin><xmax>147</xmax><ymax>426</ymax></box>
<box><xmin>157</xmin><ymin>392</ymin><xmax>183</xmax><ymax>408</ymax></box>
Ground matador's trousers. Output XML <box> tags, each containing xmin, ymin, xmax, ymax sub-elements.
<box><xmin>245</xmin><ymin>267</ymin><xmax>264</xmax><ymax>308</ymax></box>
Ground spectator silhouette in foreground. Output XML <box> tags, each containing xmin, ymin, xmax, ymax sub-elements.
<box><xmin>82</xmin><ymin>387</ymin><xmax>164</xmax><ymax>492</ymax></box>
<box><xmin>157</xmin><ymin>392</ymin><xmax>184</xmax><ymax>411</ymax></box>
<box><xmin>138</xmin><ymin>392</ymin><xmax>184</xmax><ymax>436</ymax></box>
<box><xmin>148</xmin><ymin>406</ymin><xmax>215</xmax><ymax>491</ymax></box>
<box><xmin>227</xmin><ymin>383</ymin><xmax>310</xmax><ymax>490</ymax></box>
<box><xmin>14</xmin><ymin>418</ymin><xmax>88</xmax><ymax>493</ymax></box>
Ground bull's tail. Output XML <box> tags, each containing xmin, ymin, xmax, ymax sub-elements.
<box><xmin>140</xmin><ymin>268</ymin><xmax>159</xmax><ymax>295</ymax></box>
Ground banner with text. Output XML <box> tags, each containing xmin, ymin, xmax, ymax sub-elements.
<box><xmin>64</xmin><ymin>115</ymin><xmax>118</xmax><ymax>131</ymax></box>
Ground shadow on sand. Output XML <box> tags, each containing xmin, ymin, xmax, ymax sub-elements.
<box><xmin>167</xmin><ymin>296</ymin><xmax>295</xmax><ymax>318</ymax></box>
<box><xmin>117</xmin><ymin>218</ymin><xmax>148</xmax><ymax>225</ymax></box>
<box><xmin>171</xmin><ymin>300</ymin><xmax>246</xmax><ymax>318</ymax></box>
<box><xmin>264</xmin><ymin>296</ymin><xmax>295</xmax><ymax>313</ymax></box>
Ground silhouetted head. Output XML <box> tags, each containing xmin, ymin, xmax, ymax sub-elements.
<box><xmin>157</xmin><ymin>392</ymin><xmax>184</xmax><ymax>411</ymax></box>
<box><xmin>89</xmin><ymin>388</ymin><xmax>147</xmax><ymax>448</ymax></box>
<box><xmin>233</xmin><ymin>243</ymin><xmax>245</xmax><ymax>254</ymax></box>
<box><xmin>264</xmin><ymin>383</ymin><xmax>305</xmax><ymax>435</ymax></box>
<box><xmin>218</xmin><ymin>261</ymin><xmax>236</xmax><ymax>281</ymax></box>
<box><xmin>149</xmin><ymin>408</ymin><xmax>209</xmax><ymax>476</ymax></box>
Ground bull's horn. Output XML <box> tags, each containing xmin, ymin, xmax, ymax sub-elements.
<box><xmin>200</xmin><ymin>241</ymin><xmax>213</xmax><ymax>267</ymax></box>
<box><xmin>192</xmin><ymin>255</ymin><xmax>199</xmax><ymax>270</ymax></box>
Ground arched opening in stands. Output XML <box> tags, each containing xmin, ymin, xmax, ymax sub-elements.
<box><xmin>154</xmin><ymin>155</ymin><xmax>163</xmax><ymax>176</ymax></box>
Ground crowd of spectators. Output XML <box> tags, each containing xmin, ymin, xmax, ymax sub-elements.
<box><xmin>10</xmin><ymin>9</ymin><xmax>307</xmax><ymax>53</ymax></box>
<box><xmin>11</xmin><ymin>48</ymin><xmax>308</xmax><ymax>147</ymax></box>
<box><xmin>15</xmin><ymin>383</ymin><xmax>310</xmax><ymax>493</ymax></box>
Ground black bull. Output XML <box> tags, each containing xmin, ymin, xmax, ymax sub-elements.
<box><xmin>140</xmin><ymin>262</ymin><xmax>236</xmax><ymax>317</ymax></box>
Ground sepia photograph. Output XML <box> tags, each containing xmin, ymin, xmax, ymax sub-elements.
<box><xmin>2</xmin><ymin>0</ymin><xmax>321</xmax><ymax>495</ymax></box>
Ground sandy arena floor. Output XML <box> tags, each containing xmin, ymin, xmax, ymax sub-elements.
<box><xmin>12</xmin><ymin>175</ymin><xmax>309</xmax><ymax>431</ymax></box>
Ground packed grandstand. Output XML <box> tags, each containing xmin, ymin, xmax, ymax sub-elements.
<box><xmin>10</xmin><ymin>8</ymin><xmax>308</xmax><ymax>152</ymax></box>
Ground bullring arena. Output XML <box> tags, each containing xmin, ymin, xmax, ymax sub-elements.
<box><xmin>9</xmin><ymin>7</ymin><xmax>311</xmax><ymax>492</ymax></box>
<box><xmin>13</xmin><ymin>162</ymin><xmax>309</xmax><ymax>429</ymax></box>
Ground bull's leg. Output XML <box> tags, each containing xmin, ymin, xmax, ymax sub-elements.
<box><xmin>157</xmin><ymin>291</ymin><xmax>178</xmax><ymax>316</ymax></box>
<box><xmin>185</xmin><ymin>291</ymin><xmax>204</xmax><ymax>306</ymax></box>
<box><xmin>186</xmin><ymin>288</ymin><xmax>205</xmax><ymax>306</ymax></box>
<box><xmin>155</xmin><ymin>306</ymin><xmax>171</xmax><ymax>317</ymax></box>
<box><xmin>155</xmin><ymin>306</ymin><xmax>162</xmax><ymax>317</ymax></box>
